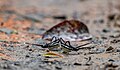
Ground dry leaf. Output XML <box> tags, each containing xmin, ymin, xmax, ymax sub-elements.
<box><xmin>43</xmin><ymin>51</ymin><xmax>63</xmax><ymax>58</ymax></box>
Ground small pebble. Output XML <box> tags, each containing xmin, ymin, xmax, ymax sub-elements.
<box><xmin>101</xmin><ymin>36</ymin><xmax>107</xmax><ymax>39</ymax></box>
<box><xmin>52</xmin><ymin>15</ymin><xmax>67</xmax><ymax>20</ymax></box>
<box><xmin>14</xmin><ymin>62</ymin><xmax>21</xmax><ymax>66</ymax></box>
<box><xmin>106</xmin><ymin>46</ymin><xmax>114</xmax><ymax>52</ymax></box>
<box><xmin>102</xmin><ymin>29</ymin><xmax>110</xmax><ymax>33</ymax></box>
<box><xmin>99</xmin><ymin>19</ymin><xmax>104</xmax><ymax>23</ymax></box>
<box><xmin>55</xmin><ymin>66</ymin><xmax>62</xmax><ymax>70</ymax></box>
<box><xmin>74</xmin><ymin>63</ymin><xmax>82</xmax><ymax>66</ymax></box>
<box><xmin>25</xmin><ymin>55</ymin><xmax>30</xmax><ymax>58</ymax></box>
<box><xmin>108</xmin><ymin>14</ymin><xmax>115</xmax><ymax>21</ymax></box>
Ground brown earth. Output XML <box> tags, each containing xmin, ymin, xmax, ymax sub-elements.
<box><xmin>0</xmin><ymin>0</ymin><xmax>120</xmax><ymax>70</ymax></box>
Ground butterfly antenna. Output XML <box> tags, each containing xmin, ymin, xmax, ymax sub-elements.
<box><xmin>76</xmin><ymin>41</ymin><xmax>92</xmax><ymax>50</ymax></box>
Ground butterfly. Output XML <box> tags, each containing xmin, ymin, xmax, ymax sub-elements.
<box><xmin>42</xmin><ymin>20</ymin><xmax>92</xmax><ymax>41</ymax></box>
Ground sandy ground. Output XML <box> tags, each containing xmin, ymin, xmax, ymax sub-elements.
<box><xmin>0</xmin><ymin>0</ymin><xmax>120</xmax><ymax>70</ymax></box>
